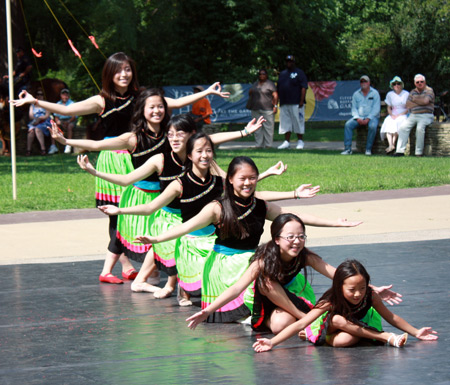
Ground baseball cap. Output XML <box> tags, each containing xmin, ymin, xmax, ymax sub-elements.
<box><xmin>60</xmin><ymin>88</ymin><xmax>70</xmax><ymax>94</ymax></box>
<box><xmin>360</xmin><ymin>75</ymin><xmax>370</xmax><ymax>82</ymax></box>
<box><xmin>286</xmin><ymin>55</ymin><xmax>295</xmax><ymax>61</ymax></box>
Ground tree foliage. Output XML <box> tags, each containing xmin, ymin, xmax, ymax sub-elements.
<box><xmin>5</xmin><ymin>0</ymin><xmax>450</xmax><ymax>101</ymax></box>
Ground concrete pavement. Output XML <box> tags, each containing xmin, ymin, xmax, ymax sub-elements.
<box><xmin>1</xmin><ymin>185</ymin><xmax>449</xmax><ymax>265</ymax></box>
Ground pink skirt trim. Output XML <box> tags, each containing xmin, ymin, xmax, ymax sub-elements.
<box><xmin>117</xmin><ymin>232</ymin><xmax>152</xmax><ymax>253</ymax></box>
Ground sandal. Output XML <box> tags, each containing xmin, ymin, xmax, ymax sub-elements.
<box><xmin>387</xmin><ymin>332</ymin><xmax>408</xmax><ymax>347</ymax></box>
<box><xmin>131</xmin><ymin>281</ymin><xmax>160</xmax><ymax>293</ymax></box>
<box><xmin>154</xmin><ymin>286</ymin><xmax>175</xmax><ymax>299</ymax></box>
<box><xmin>122</xmin><ymin>268</ymin><xmax>138</xmax><ymax>280</ymax></box>
<box><xmin>99</xmin><ymin>273</ymin><xmax>123</xmax><ymax>284</ymax></box>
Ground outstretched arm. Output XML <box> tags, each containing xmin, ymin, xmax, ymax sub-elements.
<box><xmin>295</xmin><ymin>212</ymin><xmax>363</xmax><ymax>228</ymax></box>
<box><xmin>78</xmin><ymin>154</ymin><xmax>161</xmax><ymax>186</ymax></box>
<box><xmin>98</xmin><ymin>179</ymin><xmax>181</xmax><ymax>217</ymax></box>
<box><xmin>373</xmin><ymin>294</ymin><xmax>438</xmax><ymax>340</ymax></box>
<box><xmin>186</xmin><ymin>260</ymin><xmax>261</xmax><ymax>330</ymax></box>
<box><xmin>253</xmin><ymin>306</ymin><xmax>329</xmax><ymax>352</ymax></box>
<box><xmin>210</xmin><ymin>116</ymin><xmax>265</xmax><ymax>145</ymax></box>
<box><xmin>12</xmin><ymin>91</ymin><xmax>103</xmax><ymax>115</ymax></box>
<box><xmin>256</xmin><ymin>184</ymin><xmax>320</xmax><ymax>202</ymax></box>
<box><xmin>134</xmin><ymin>201</ymin><xmax>221</xmax><ymax>244</ymax></box>
<box><xmin>165</xmin><ymin>82</ymin><xmax>230</xmax><ymax>109</ymax></box>
<box><xmin>50</xmin><ymin>120</ymin><xmax>134</xmax><ymax>151</ymax></box>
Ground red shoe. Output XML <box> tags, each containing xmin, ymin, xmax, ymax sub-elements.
<box><xmin>99</xmin><ymin>273</ymin><xmax>123</xmax><ymax>284</ymax></box>
<box><xmin>122</xmin><ymin>269</ymin><xmax>138</xmax><ymax>280</ymax></box>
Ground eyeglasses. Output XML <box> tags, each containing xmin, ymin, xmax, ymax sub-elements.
<box><xmin>392</xmin><ymin>82</ymin><xmax>402</xmax><ymax>86</ymax></box>
<box><xmin>278</xmin><ymin>234</ymin><xmax>307</xmax><ymax>242</ymax></box>
<box><xmin>360</xmin><ymin>80</ymin><xmax>368</xmax><ymax>83</ymax></box>
<box><xmin>415</xmin><ymin>80</ymin><xmax>425</xmax><ymax>84</ymax></box>
<box><xmin>167</xmin><ymin>131</ymin><xmax>187</xmax><ymax>139</ymax></box>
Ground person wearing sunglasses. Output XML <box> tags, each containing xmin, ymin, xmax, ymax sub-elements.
<box><xmin>394</xmin><ymin>74</ymin><xmax>435</xmax><ymax>157</ymax></box>
<box><xmin>380</xmin><ymin>76</ymin><xmax>409</xmax><ymax>154</ymax></box>
<box><xmin>341</xmin><ymin>75</ymin><xmax>380</xmax><ymax>156</ymax></box>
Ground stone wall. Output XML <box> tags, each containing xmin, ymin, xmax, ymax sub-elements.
<box><xmin>356</xmin><ymin>121</ymin><xmax>450</xmax><ymax>156</ymax></box>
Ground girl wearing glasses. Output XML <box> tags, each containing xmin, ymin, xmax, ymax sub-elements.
<box><xmin>380</xmin><ymin>76</ymin><xmax>409</xmax><ymax>153</ymax></box>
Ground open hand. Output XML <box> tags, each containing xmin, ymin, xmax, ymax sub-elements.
<box><xmin>253</xmin><ymin>338</ymin><xmax>273</xmax><ymax>353</ymax></box>
<box><xmin>372</xmin><ymin>284</ymin><xmax>403</xmax><ymax>306</ymax></box>
<box><xmin>98</xmin><ymin>205</ymin><xmax>120</xmax><ymax>216</ymax></box>
<box><xmin>49</xmin><ymin>119</ymin><xmax>67</xmax><ymax>144</ymax></box>
<box><xmin>134</xmin><ymin>235</ymin><xmax>157</xmax><ymax>244</ymax></box>
<box><xmin>207</xmin><ymin>82</ymin><xmax>230</xmax><ymax>99</ymax></box>
<box><xmin>295</xmin><ymin>184</ymin><xmax>320</xmax><ymax>199</ymax></box>
<box><xmin>245</xmin><ymin>116</ymin><xmax>266</xmax><ymax>135</ymax></box>
<box><xmin>186</xmin><ymin>309</ymin><xmax>210</xmax><ymax>330</ymax></box>
<box><xmin>10</xmin><ymin>90</ymin><xmax>36</xmax><ymax>107</ymax></box>
<box><xmin>415</xmin><ymin>327</ymin><xmax>438</xmax><ymax>341</ymax></box>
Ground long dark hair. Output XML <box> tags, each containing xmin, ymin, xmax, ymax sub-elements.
<box><xmin>218</xmin><ymin>156</ymin><xmax>259</xmax><ymax>240</ymax></box>
<box><xmin>317</xmin><ymin>259</ymin><xmax>371</xmax><ymax>318</ymax></box>
<box><xmin>130</xmin><ymin>88</ymin><xmax>169</xmax><ymax>148</ymax></box>
<box><xmin>167</xmin><ymin>113</ymin><xmax>197</xmax><ymax>135</ymax></box>
<box><xmin>100</xmin><ymin>52</ymin><xmax>139</xmax><ymax>101</ymax></box>
<box><xmin>249</xmin><ymin>213</ymin><xmax>315</xmax><ymax>292</ymax></box>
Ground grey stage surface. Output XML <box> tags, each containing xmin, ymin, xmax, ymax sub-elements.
<box><xmin>1</xmin><ymin>240</ymin><xmax>448</xmax><ymax>385</ymax></box>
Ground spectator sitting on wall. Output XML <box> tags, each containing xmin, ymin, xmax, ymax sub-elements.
<box><xmin>53</xmin><ymin>88</ymin><xmax>77</xmax><ymax>154</ymax></box>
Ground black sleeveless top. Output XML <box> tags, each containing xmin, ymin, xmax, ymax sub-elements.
<box><xmin>215</xmin><ymin>195</ymin><xmax>267</xmax><ymax>250</ymax></box>
<box><xmin>177</xmin><ymin>171</ymin><xmax>224</xmax><ymax>222</ymax></box>
<box><xmin>99</xmin><ymin>93</ymin><xmax>135</xmax><ymax>138</ymax></box>
<box><xmin>345</xmin><ymin>286</ymin><xmax>374</xmax><ymax>322</ymax></box>
<box><xmin>131</xmin><ymin>131</ymin><xmax>167</xmax><ymax>183</ymax></box>
<box><xmin>159</xmin><ymin>151</ymin><xmax>185</xmax><ymax>210</ymax></box>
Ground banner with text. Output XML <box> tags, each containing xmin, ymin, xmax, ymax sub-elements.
<box><xmin>163</xmin><ymin>81</ymin><xmax>360</xmax><ymax>123</ymax></box>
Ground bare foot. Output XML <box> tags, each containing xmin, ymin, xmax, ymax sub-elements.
<box><xmin>298</xmin><ymin>329</ymin><xmax>307</xmax><ymax>341</ymax></box>
<box><xmin>177</xmin><ymin>286</ymin><xmax>193</xmax><ymax>307</ymax></box>
<box><xmin>154</xmin><ymin>286</ymin><xmax>175</xmax><ymax>299</ymax></box>
<box><xmin>131</xmin><ymin>282</ymin><xmax>160</xmax><ymax>293</ymax></box>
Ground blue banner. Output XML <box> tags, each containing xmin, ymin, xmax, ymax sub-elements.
<box><xmin>163</xmin><ymin>81</ymin><xmax>361</xmax><ymax>123</ymax></box>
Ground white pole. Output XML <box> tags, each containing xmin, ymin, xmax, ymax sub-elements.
<box><xmin>5</xmin><ymin>0</ymin><xmax>17</xmax><ymax>200</ymax></box>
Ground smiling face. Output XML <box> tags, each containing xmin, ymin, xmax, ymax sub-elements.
<box><xmin>188</xmin><ymin>137</ymin><xmax>214</xmax><ymax>173</ymax></box>
<box><xmin>342</xmin><ymin>274</ymin><xmax>367</xmax><ymax>305</ymax></box>
<box><xmin>112</xmin><ymin>61</ymin><xmax>133</xmax><ymax>92</ymax></box>
<box><xmin>415</xmin><ymin>76</ymin><xmax>426</xmax><ymax>92</ymax></box>
<box><xmin>275</xmin><ymin>220</ymin><xmax>306</xmax><ymax>262</ymax></box>
<box><xmin>167</xmin><ymin>126</ymin><xmax>192</xmax><ymax>156</ymax></box>
<box><xmin>228</xmin><ymin>163</ymin><xmax>258</xmax><ymax>199</ymax></box>
<box><xmin>143</xmin><ymin>95</ymin><xmax>165</xmax><ymax>128</ymax></box>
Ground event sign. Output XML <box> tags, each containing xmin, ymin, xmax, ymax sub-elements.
<box><xmin>163</xmin><ymin>81</ymin><xmax>360</xmax><ymax>123</ymax></box>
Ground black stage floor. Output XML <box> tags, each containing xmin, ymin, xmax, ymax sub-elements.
<box><xmin>1</xmin><ymin>239</ymin><xmax>449</xmax><ymax>385</ymax></box>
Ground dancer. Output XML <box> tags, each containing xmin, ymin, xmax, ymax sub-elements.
<box><xmin>136</xmin><ymin>157</ymin><xmax>362</xmax><ymax>321</ymax></box>
<box><xmin>13</xmin><ymin>52</ymin><xmax>230</xmax><ymax>284</ymax></box>
<box><xmin>98</xmin><ymin>132</ymin><xmax>295</xmax><ymax>304</ymax></box>
<box><xmin>253</xmin><ymin>259</ymin><xmax>438</xmax><ymax>352</ymax></box>
<box><xmin>186</xmin><ymin>214</ymin><xmax>401</xmax><ymax>332</ymax></box>
<box><xmin>78</xmin><ymin>115</ymin><xmax>269</xmax><ymax>298</ymax></box>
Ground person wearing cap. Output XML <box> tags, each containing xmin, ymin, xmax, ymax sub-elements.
<box><xmin>277</xmin><ymin>55</ymin><xmax>308</xmax><ymax>150</ymax></box>
<box><xmin>394</xmin><ymin>74</ymin><xmax>435</xmax><ymax>157</ymax></box>
<box><xmin>341</xmin><ymin>75</ymin><xmax>380</xmax><ymax>155</ymax></box>
<box><xmin>246</xmin><ymin>68</ymin><xmax>278</xmax><ymax>148</ymax></box>
<box><xmin>50</xmin><ymin>88</ymin><xmax>78</xmax><ymax>154</ymax></box>
<box><xmin>380</xmin><ymin>76</ymin><xmax>409</xmax><ymax>153</ymax></box>
<box><xmin>190</xmin><ymin>85</ymin><xmax>213</xmax><ymax>131</ymax></box>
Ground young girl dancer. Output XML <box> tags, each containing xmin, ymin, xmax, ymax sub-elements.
<box><xmin>14</xmin><ymin>52</ymin><xmax>230</xmax><ymax>283</ymax></box>
<box><xmin>136</xmin><ymin>157</ymin><xmax>363</xmax><ymax>321</ymax></box>
<box><xmin>99</xmin><ymin>132</ymin><xmax>297</xmax><ymax>304</ymax></box>
<box><xmin>78</xmin><ymin>115</ymin><xmax>268</xmax><ymax>297</ymax></box>
<box><xmin>186</xmin><ymin>214</ymin><xmax>401</xmax><ymax>332</ymax></box>
<box><xmin>253</xmin><ymin>259</ymin><xmax>438</xmax><ymax>352</ymax></box>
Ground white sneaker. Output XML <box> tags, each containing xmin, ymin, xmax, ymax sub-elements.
<box><xmin>340</xmin><ymin>149</ymin><xmax>352</xmax><ymax>155</ymax></box>
<box><xmin>296</xmin><ymin>140</ymin><xmax>304</xmax><ymax>149</ymax></box>
<box><xmin>277</xmin><ymin>140</ymin><xmax>290</xmax><ymax>150</ymax></box>
<box><xmin>64</xmin><ymin>145</ymin><xmax>72</xmax><ymax>154</ymax></box>
<box><xmin>365</xmin><ymin>150</ymin><xmax>372</xmax><ymax>156</ymax></box>
<box><xmin>48</xmin><ymin>144</ymin><xmax>59</xmax><ymax>155</ymax></box>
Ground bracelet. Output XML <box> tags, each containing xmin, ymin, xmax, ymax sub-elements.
<box><xmin>294</xmin><ymin>189</ymin><xmax>300</xmax><ymax>199</ymax></box>
<box><xmin>244</xmin><ymin>127</ymin><xmax>249</xmax><ymax>136</ymax></box>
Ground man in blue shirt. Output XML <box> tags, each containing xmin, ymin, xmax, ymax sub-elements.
<box><xmin>277</xmin><ymin>55</ymin><xmax>308</xmax><ymax>150</ymax></box>
<box><xmin>341</xmin><ymin>75</ymin><xmax>380</xmax><ymax>155</ymax></box>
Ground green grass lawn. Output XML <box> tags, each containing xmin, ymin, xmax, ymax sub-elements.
<box><xmin>1</xmin><ymin>147</ymin><xmax>449</xmax><ymax>214</ymax></box>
